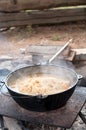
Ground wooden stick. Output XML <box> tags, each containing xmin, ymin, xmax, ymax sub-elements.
<box><xmin>48</xmin><ymin>39</ymin><xmax>73</xmax><ymax>63</ymax></box>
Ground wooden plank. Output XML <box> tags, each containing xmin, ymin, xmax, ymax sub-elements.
<box><xmin>73</xmin><ymin>49</ymin><xmax>86</xmax><ymax>61</ymax></box>
<box><xmin>26</xmin><ymin>45</ymin><xmax>75</xmax><ymax>61</ymax></box>
<box><xmin>3</xmin><ymin>117</ymin><xmax>22</xmax><ymax>130</ymax></box>
<box><xmin>26</xmin><ymin>45</ymin><xmax>62</xmax><ymax>55</ymax></box>
<box><xmin>0</xmin><ymin>8</ymin><xmax>86</xmax><ymax>28</ymax></box>
<box><xmin>0</xmin><ymin>45</ymin><xmax>75</xmax><ymax>62</ymax></box>
<box><xmin>73</xmin><ymin>49</ymin><xmax>86</xmax><ymax>55</ymax></box>
<box><xmin>0</xmin><ymin>0</ymin><xmax>86</xmax><ymax>12</ymax></box>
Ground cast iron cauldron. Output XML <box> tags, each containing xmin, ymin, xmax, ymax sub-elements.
<box><xmin>4</xmin><ymin>64</ymin><xmax>79</xmax><ymax>112</ymax></box>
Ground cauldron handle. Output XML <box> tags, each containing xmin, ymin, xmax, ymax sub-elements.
<box><xmin>0</xmin><ymin>81</ymin><xmax>11</xmax><ymax>97</ymax></box>
<box><xmin>77</xmin><ymin>74</ymin><xmax>83</xmax><ymax>80</ymax></box>
<box><xmin>0</xmin><ymin>80</ymin><xmax>5</xmax><ymax>88</ymax></box>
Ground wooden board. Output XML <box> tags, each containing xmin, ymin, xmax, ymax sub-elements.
<box><xmin>3</xmin><ymin>117</ymin><xmax>22</xmax><ymax>130</ymax></box>
<box><xmin>0</xmin><ymin>0</ymin><xmax>86</xmax><ymax>11</ymax></box>
<box><xmin>0</xmin><ymin>8</ymin><xmax>86</xmax><ymax>28</ymax></box>
<box><xmin>73</xmin><ymin>49</ymin><xmax>86</xmax><ymax>61</ymax></box>
<box><xmin>0</xmin><ymin>45</ymin><xmax>75</xmax><ymax>62</ymax></box>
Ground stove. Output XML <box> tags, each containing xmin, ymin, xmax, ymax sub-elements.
<box><xmin>0</xmin><ymin>56</ymin><xmax>86</xmax><ymax>130</ymax></box>
<box><xmin>0</xmin><ymin>68</ymin><xmax>86</xmax><ymax>130</ymax></box>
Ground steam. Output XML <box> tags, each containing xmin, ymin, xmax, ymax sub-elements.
<box><xmin>0</xmin><ymin>33</ymin><xmax>76</xmax><ymax>86</ymax></box>
<box><xmin>0</xmin><ymin>34</ymin><xmax>21</xmax><ymax>71</ymax></box>
<box><xmin>0</xmin><ymin>33</ymin><xmax>15</xmax><ymax>56</ymax></box>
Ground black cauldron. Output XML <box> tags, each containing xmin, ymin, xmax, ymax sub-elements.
<box><xmin>4</xmin><ymin>64</ymin><xmax>79</xmax><ymax>112</ymax></box>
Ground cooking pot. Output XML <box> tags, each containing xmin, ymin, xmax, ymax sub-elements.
<box><xmin>0</xmin><ymin>64</ymin><xmax>81</xmax><ymax>112</ymax></box>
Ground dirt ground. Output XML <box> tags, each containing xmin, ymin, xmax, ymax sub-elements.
<box><xmin>0</xmin><ymin>21</ymin><xmax>86</xmax><ymax>56</ymax></box>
